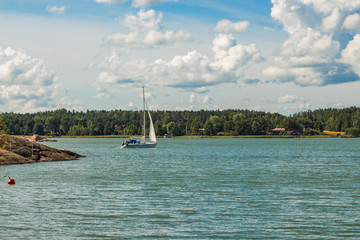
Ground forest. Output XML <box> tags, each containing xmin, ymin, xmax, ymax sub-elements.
<box><xmin>1</xmin><ymin>107</ymin><xmax>360</xmax><ymax>137</ymax></box>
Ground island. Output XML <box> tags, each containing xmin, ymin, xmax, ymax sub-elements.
<box><xmin>0</xmin><ymin>134</ymin><xmax>85</xmax><ymax>165</ymax></box>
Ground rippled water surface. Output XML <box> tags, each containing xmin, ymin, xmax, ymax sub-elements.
<box><xmin>1</xmin><ymin>138</ymin><xmax>360</xmax><ymax>239</ymax></box>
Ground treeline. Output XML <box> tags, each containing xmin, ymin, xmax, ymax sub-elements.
<box><xmin>1</xmin><ymin>107</ymin><xmax>360</xmax><ymax>137</ymax></box>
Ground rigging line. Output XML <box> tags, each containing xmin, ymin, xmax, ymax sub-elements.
<box><xmin>1</xmin><ymin>172</ymin><xmax>9</xmax><ymax>180</ymax></box>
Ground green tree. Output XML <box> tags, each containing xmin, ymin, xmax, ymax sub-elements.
<box><xmin>251</xmin><ymin>121</ymin><xmax>261</xmax><ymax>135</ymax></box>
<box><xmin>281</xmin><ymin>117</ymin><xmax>300</xmax><ymax>131</ymax></box>
<box><xmin>60</xmin><ymin>116</ymin><xmax>71</xmax><ymax>133</ymax></box>
<box><xmin>209</xmin><ymin>115</ymin><xmax>223</xmax><ymax>134</ymax></box>
<box><xmin>345</xmin><ymin>127</ymin><xmax>360</xmax><ymax>137</ymax></box>
<box><xmin>191</xmin><ymin>120</ymin><xmax>201</xmax><ymax>135</ymax></box>
<box><xmin>166</xmin><ymin>121</ymin><xmax>180</xmax><ymax>136</ymax></box>
<box><xmin>233</xmin><ymin>116</ymin><xmax>247</xmax><ymax>135</ymax></box>
<box><xmin>45</xmin><ymin>116</ymin><xmax>58</xmax><ymax>134</ymax></box>
<box><xmin>33</xmin><ymin>122</ymin><xmax>45</xmax><ymax>135</ymax></box>
<box><xmin>154</xmin><ymin>120</ymin><xmax>165</xmax><ymax>136</ymax></box>
<box><xmin>0</xmin><ymin>115</ymin><xmax>8</xmax><ymax>134</ymax></box>
<box><xmin>204</xmin><ymin>120</ymin><xmax>215</xmax><ymax>136</ymax></box>
<box><xmin>224</xmin><ymin>120</ymin><xmax>234</xmax><ymax>135</ymax></box>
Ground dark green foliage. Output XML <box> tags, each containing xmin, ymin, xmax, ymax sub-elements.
<box><xmin>166</xmin><ymin>121</ymin><xmax>181</xmax><ymax>136</ymax></box>
<box><xmin>345</xmin><ymin>127</ymin><xmax>360</xmax><ymax>137</ymax></box>
<box><xmin>1</xmin><ymin>107</ymin><xmax>360</xmax><ymax>136</ymax></box>
<box><xmin>0</xmin><ymin>115</ymin><xmax>9</xmax><ymax>134</ymax></box>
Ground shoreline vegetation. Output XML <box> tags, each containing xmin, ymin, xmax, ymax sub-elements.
<box><xmin>56</xmin><ymin>133</ymin><xmax>343</xmax><ymax>138</ymax></box>
<box><xmin>0</xmin><ymin>107</ymin><xmax>359</xmax><ymax>139</ymax></box>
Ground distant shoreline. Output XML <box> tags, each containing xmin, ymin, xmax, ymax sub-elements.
<box><xmin>53</xmin><ymin>134</ymin><xmax>349</xmax><ymax>139</ymax></box>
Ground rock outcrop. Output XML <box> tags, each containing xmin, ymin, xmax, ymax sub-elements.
<box><xmin>0</xmin><ymin>135</ymin><xmax>85</xmax><ymax>165</ymax></box>
<box><xmin>23</xmin><ymin>135</ymin><xmax>57</xmax><ymax>142</ymax></box>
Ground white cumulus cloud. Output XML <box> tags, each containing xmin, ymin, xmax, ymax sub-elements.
<box><xmin>265</xmin><ymin>0</ymin><xmax>360</xmax><ymax>86</ymax></box>
<box><xmin>132</xmin><ymin>0</ymin><xmax>178</xmax><ymax>7</ymax></box>
<box><xmin>342</xmin><ymin>13</ymin><xmax>360</xmax><ymax>31</ymax></box>
<box><xmin>277</xmin><ymin>94</ymin><xmax>298</xmax><ymax>104</ymax></box>
<box><xmin>188</xmin><ymin>93</ymin><xmax>195</xmax><ymax>104</ymax></box>
<box><xmin>321</xmin><ymin>7</ymin><xmax>342</xmax><ymax>32</ymax></box>
<box><xmin>187</xmin><ymin>93</ymin><xmax>212</xmax><ymax>108</ymax></box>
<box><xmin>202</xmin><ymin>95</ymin><xmax>212</xmax><ymax>104</ymax></box>
<box><xmin>94</xmin><ymin>32</ymin><xmax>262</xmax><ymax>95</ymax></box>
<box><xmin>214</xmin><ymin>19</ymin><xmax>250</xmax><ymax>33</ymax></box>
<box><xmin>339</xmin><ymin>34</ymin><xmax>360</xmax><ymax>76</ymax></box>
<box><xmin>105</xmin><ymin>9</ymin><xmax>190</xmax><ymax>48</ymax></box>
<box><xmin>94</xmin><ymin>0</ymin><xmax>127</xmax><ymax>4</ymax></box>
<box><xmin>0</xmin><ymin>47</ymin><xmax>75</xmax><ymax>112</ymax></box>
<box><xmin>94</xmin><ymin>0</ymin><xmax>177</xmax><ymax>6</ymax></box>
<box><xmin>46</xmin><ymin>5</ymin><xmax>67</xmax><ymax>15</ymax></box>
<box><xmin>211</xmin><ymin>34</ymin><xmax>262</xmax><ymax>72</ymax></box>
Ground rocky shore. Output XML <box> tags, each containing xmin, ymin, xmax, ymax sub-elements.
<box><xmin>0</xmin><ymin>135</ymin><xmax>85</xmax><ymax>165</ymax></box>
<box><xmin>22</xmin><ymin>135</ymin><xmax>57</xmax><ymax>142</ymax></box>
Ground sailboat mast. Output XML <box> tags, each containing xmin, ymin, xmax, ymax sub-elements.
<box><xmin>143</xmin><ymin>86</ymin><xmax>146</xmax><ymax>139</ymax></box>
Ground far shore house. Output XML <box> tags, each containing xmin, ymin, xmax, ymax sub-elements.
<box><xmin>268</xmin><ymin>128</ymin><xmax>286</xmax><ymax>135</ymax></box>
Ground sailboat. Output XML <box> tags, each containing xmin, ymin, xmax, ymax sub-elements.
<box><xmin>121</xmin><ymin>87</ymin><xmax>157</xmax><ymax>148</ymax></box>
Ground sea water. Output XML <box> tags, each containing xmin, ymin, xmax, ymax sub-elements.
<box><xmin>1</xmin><ymin>138</ymin><xmax>360</xmax><ymax>239</ymax></box>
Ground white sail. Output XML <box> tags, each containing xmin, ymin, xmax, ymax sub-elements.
<box><xmin>147</xmin><ymin>109</ymin><xmax>157</xmax><ymax>143</ymax></box>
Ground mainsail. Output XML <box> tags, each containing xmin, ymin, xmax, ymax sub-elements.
<box><xmin>143</xmin><ymin>88</ymin><xmax>156</xmax><ymax>143</ymax></box>
<box><xmin>147</xmin><ymin>107</ymin><xmax>157</xmax><ymax>143</ymax></box>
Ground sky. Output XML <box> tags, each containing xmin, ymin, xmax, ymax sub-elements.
<box><xmin>0</xmin><ymin>0</ymin><xmax>360</xmax><ymax>114</ymax></box>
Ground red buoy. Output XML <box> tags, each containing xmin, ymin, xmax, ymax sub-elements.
<box><xmin>8</xmin><ymin>178</ymin><xmax>15</xmax><ymax>185</ymax></box>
